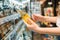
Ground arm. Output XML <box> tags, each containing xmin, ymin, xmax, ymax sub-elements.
<box><xmin>43</xmin><ymin>16</ymin><xmax>57</xmax><ymax>23</ymax></box>
<box><xmin>32</xmin><ymin>14</ymin><xmax>57</xmax><ymax>23</ymax></box>
<box><xmin>34</xmin><ymin>27</ymin><xmax>60</xmax><ymax>35</ymax></box>
<box><xmin>24</xmin><ymin>18</ymin><xmax>60</xmax><ymax>35</ymax></box>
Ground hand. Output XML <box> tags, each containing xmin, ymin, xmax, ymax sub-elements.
<box><xmin>32</xmin><ymin>14</ymin><xmax>45</xmax><ymax>22</ymax></box>
<box><xmin>23</xmin><ymin>18</ymin><xmax>39</xmax><ymax>31</ymax></box>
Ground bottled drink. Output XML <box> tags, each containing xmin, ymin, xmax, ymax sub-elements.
<box><xmin>43</xmin><ymin>0</ymin><xmax>54</xmax><ymax>27</ymax></box>
<box><xmin>16</xmin><ymin>9</ymin><xmax>34</xmax><ymax>25</ymax></box>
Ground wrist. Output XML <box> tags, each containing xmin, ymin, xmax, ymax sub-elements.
<box><xmin>33</xmin><ymin>26</ymin><xmax>40</xmax><ymax>32</ymax></box>
<box><xmin>43</xmin><ymin>16</ymin><xmax>49</xmax><ymax>22</ymax></box>
<box><xmin>39</xmin><ymin>16</ymin><xmax>45</xmax><ymax>22</ymax></box>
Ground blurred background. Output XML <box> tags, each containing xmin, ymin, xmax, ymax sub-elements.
<box><xmin>0</xmin><ymin>0</ymin><xmax>60</xmax><ymax>40</ymax></box>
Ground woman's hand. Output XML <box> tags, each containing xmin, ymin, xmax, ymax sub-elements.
<box><xmin>32</xmin><ymin>14</ymin><xmax>57</xmax><ymax>23</ymax></box>
<box><xmin>32</xmin><ymin>14</ymin><xmax>45</xmax><ymax>22</ymax></box>
<box><xmin>23</xmin><ymin>18</ymin><xmax>39</xmax><ymax>31</ymax></box>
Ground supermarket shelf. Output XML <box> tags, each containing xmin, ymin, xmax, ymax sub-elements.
<box><xmin>9</xmin><ymin>0</ymin><xmax>30</xmax><ymax>8</ymax></box>
<box><xmin>22</xmin><ymin>0</ymin><xmax>30</xmax><ymax>4</ymax></box>
<box><xmin>22</xmin><ymin>0</ymin><xmax>30</xmax><ymax>8</ymax></box>
<box><xmin>3</xmin><ymin>20</ymin><xmax>23</xmax><ymax>40</ymax></box>
<box><xmin>9</xmin><ymin>0</ymin><xmax>23</xmax><ymax>5</ymax></box>
<box><xmin>16</xmin><ymin>24</ymin><xmax>26</xmax><ymax>40</ymax></box>
<box><xmin>0</xmin><ymin>13</ymin><xmax>20</xmax><ymax>25</ymax></box>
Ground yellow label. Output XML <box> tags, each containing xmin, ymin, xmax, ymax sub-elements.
<box><xmin>22</xmin><ymin>14</ymin><xmax>32</xmax><ymax>25</ymax></box>
<box><xmin>17</xmin><ymin>9</ymin><xmax>33</xmax><ymax>25</ymax></box>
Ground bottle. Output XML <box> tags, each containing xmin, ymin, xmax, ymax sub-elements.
<box><xmin>0</xmin><ymin>22</ymin><xmax>12</xmax><ymax>39</ymax></box>
<box><xmin>16</xmin><ymin>9</ymin><xmax>34</xmax><ymax>25</ymax></box>
<box><xmin>0</xmin><ymin>7</ymin><xmax>4</xmax><ymax>18</ymax></box>
<box><xmin>0</xmin><ymin>24</ymin><xmax>5</xmax><ymax>38</ymax></box>
<box><xmin>43</xmin><ymin>0</ymin><xmax>54</xmax><ymax>27</ymax></box>
<box><xmin>47</xmin><ymin>1</ymin><xmax>54</xmax><ymax>16</ymax></box>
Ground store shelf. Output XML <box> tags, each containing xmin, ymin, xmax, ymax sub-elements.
<box><xmin>22</xmin><ymin>0</ymin><xmax>30</xmax><ymax>8</ymax></box>
<box><xmin>0</xmin><ymin>0</ymin><xmax>33</xmax><ymax>40</ymax></box>
<box><xmin>0</xmin><ymin>13</ymin><xmax>20</xmax><ymax>25</ymax></box>
<box><xmin>9</xmin><ymin>0</ymin><xmax>30</xmax><ymax>8</ymax></box>
<box><xmin>16</xmin><ymin>24</ymin><xmax>26</xmax><ymax>40</ymax></box>
<box><xmin>3</xmin><ymin>20</ymin><xmax>23</xmax><ymax>40</ymax></box>
<box><xmin>9</xmin><ymin>0</ymin><xmax>23</xmax><ymax>5</ymax></box>
<box><xmin>22</xmin><ymin>0</ymin><xmax>30</xmax><ymax>4</ymax></box>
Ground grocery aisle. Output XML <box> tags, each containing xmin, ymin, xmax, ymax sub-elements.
<box><xmin>0</xmin><ymin>0</ymin><xmax>60</xmax><ymax>40</ymax></box>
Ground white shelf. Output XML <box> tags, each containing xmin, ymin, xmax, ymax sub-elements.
<box><xmin>9</xmin><ymin>0</ymin><xmax>30</xmax><ymax>8</ymax></box>
<box><xmin>16</xmin><ymin>24</ymin><xmax>26</xmax><ymax>40</ymax></box>
<box><xmin>0</xmin><ymin>0</ymin><xmax>31</xmax><ymax>40</ymax></box>
<box><xmin>3</xmin><ymin>20</ymin><xmax>23</xmax><ymax>40</ymax></box>
<box><xmin>0</xmin><ymin>13</ymin><xmax>20</xmax><ymax>25</ymax></box>
<box><xmin>22</xmin><ymin>0</ymin><xmax>30</xmax><ymax>4</ymax></box>
<box><xmin>22</xmin><ymin>0</ymin><xmax>30</xmax><ymax>8</ymax></box>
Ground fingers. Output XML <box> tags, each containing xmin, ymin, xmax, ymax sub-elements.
<box><xmin>23</xmin><ymin>20</ymin><xmax>29</xmax><ymax>26</ymax></box>
<box><xmin>23</xmin><ymin>18</ymin><xmax>34</xmax><ymax>26</ymax></box>
<box><xmin>32</xmin><ymin>15</ymin><xmax>36</xmax><ymax>21</ymax></box>
<box><xmin>32</xmin><ymin>14</ymin><xmax>37</xmax><ymax>21</ymax></box>
<box><xmin>27</xmin><ymin>18</ymin><xmax>35</xmax><ymax>24</ymax></box>
<box><xmin>32</xmin><ymin>14</ymin><xmax>41</xmax><ymax>21</ymax></box>
<box><xmin>33</xmin><ymin>14</ymin><xmax>40</xmax><ymax>17</ymax></box>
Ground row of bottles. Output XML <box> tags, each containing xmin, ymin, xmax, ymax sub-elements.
<box><xmin>0</xmin><ymin>0</ymin><xmax>32</xmax><ymax>40</ymax></box>
<box><xmin>0</xmin><ymin>22</ymin><xmax>12</xmax><ymax>39</ymax></box>
<box><xmin>0</xmin><ymin>19</ymin><xmax>20</xmax><ymax>40</ymax></box>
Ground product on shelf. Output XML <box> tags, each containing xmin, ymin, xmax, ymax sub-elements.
<box><xmin>16</xmin><ymin>9</ymin><xmax>34</xmax><ymax>25</ymax></box>
<box><xmin>0</xmin><ymin>22</ymin><xmax>12</xmax><ymax>39</ymax></box>
<box><xmin>15</xmin><ymin>19</ymin><xmax>20</xmax><ymax>24</ymax></box>
<box><xmin>0</xmin><ymin>10</ymin><xmax>6</xmax><ymax>18</ymax></box>
<box><xmin>0</xmin><ymin>0</ymin><xmax>32</xmax><ymax>40</ymax></box>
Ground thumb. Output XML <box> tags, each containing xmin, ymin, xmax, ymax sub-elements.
<box><xmin>33</xmin><ymin>14</ymin><xmax>44</xmax><ymax>19</ymax></box>
<box><xmin>23</xmin><ymin>20</ymin><xmax>29</xmax><ymax>26</ymax></box>
<box><xmin>23</xmin><ymin>18</ymin><xmax>34</xmax><ymax>25</ymax></box>
<box><xmin>27</xmin><ymin>18</ymin><xmax>35</xmax><ymax>24</ymax></box>
<box><xmin>33</xmin><ymin>14</ymin><xmax>41</xmax><ymax>17</ymax></box>
<box><xmin>32</xmin><ymin>14</ymin><xmax>39</xmax><ymax>20</ymax></box>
